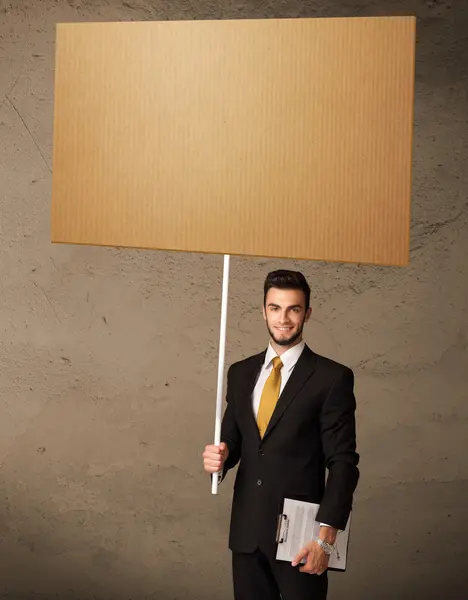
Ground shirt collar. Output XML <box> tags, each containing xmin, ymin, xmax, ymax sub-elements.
<box><xmin>264</xmin><ymin>340</ymin><xmax>305</xmax><ymax>372</ymax></box>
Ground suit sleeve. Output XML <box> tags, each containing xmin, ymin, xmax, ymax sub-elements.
<box><xmin>219</xmin><ymin>364</ymin><xmax>242</xmax><ymax>481</ymax></box>
<box><xmin>316</xmin><ymin>367</ymin><xmax>360</xmax><ymax>530</ymax></box>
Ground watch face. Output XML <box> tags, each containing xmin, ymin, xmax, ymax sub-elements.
<box><xmin>322</xmin><ymin>542</ymin><xmax>333</xmax><ymax>554</ymax></box>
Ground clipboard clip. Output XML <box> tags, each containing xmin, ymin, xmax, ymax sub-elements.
<box><xmin>276</xmin><ymin>513</ymin><xmax>289</xmax><ymax>544</ymax></box>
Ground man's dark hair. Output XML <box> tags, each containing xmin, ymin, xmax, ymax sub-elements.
<box><xmin>263</xmin><ymin>270</ymin><xmax>311</xmax><ymax>311</ymax></box>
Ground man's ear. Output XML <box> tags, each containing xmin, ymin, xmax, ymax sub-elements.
<box><xmin>305</xmin><ymin>307</ymin><xmax>312</xmax><ymax>322</ymax></box>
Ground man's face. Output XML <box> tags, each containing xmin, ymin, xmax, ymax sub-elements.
<box><xmin>263</xmin><ymin>287</ymin><xmax>311</xmax><ymax>348</ymax></box>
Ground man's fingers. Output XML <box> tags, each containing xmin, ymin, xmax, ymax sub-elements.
<box><xmin>205</xmin><ymin>465</ymin><xmax>221</xmax><ymax>473</ymax></box>
<box><xmin>203</xmin><ymin>456</ymin><xmax>224</xmax><ymax>473</ymax></box>
<box><xmin>203</xmin><ymin>445</ymin><xmax>224</xmax><ymax>458</ymax></box>
<box><xmin>203</xmin><ymin>450</ymin><xmax>221</xmax><ymax>459</ymax></box>
<box><xmin>203</xmin><ymin>452</ymin><xmax>221</xmax><ymax>461</ymax></box>
<box><xmin>299</xmin><ymin>565</ymin><xmax>317</xmax><ymax>574</ymax></box>
<box><xmin>291</xmin><ymin>547</ymin><xmax>308</xmax><ymax>567</ymax></box>
<box><xmin>204</xmin><ymin>463</ymin><xmax>222</xmax><ymax>473</ymax></box>
<box><xmin>294</xmin><ymin>541</ymin><xmax>331</xmax><ymax>574</ymax></box>
<box><xmin>204</xmin><ymin>458</ymin><xmax>223</xmax><ymax>469</ymax></box>
<box><xmin>202</xmin><ymin>443</ymin><xmax>228</xmax><ymax>473</ymax></box>
<box><xmin>203</xmin><ymin>445</ymin><xmax>221</xmax><ymax>455</ymax></box>
<box><xmin>299</xmin><ymin>556</ymin><xmax>328</xmax><ymax>575</ymax></box>
<box><xmin>299</xmin><ymin>564</ymin><xmax>319</xmax><ymax>574</ymax></box>
<box><xmin>298</xmin><ymin>557</ymin><xmax>314</xmax><ymax>573</ymax></box>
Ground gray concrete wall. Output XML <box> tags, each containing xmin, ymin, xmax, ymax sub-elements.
<box><xmin>1</xmin><ymin>1</ymin><xmax>467</xmax><ymax>598</ymax></box>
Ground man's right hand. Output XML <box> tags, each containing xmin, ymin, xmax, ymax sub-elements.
<box><xmin>203</xmin><ymin>442</ymin><xmax>229</xmax><ymax>474</ymax></box>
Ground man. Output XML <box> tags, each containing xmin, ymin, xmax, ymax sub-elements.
<box><xmin>203</xmin><ymin>269</ymin><xmax>359</xmax><ymax>600</ymax></box>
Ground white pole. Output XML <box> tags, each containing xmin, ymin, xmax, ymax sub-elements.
<box><xmin>211</xmin><ymin>254</ymin><xmax>230</xmax><ymax>495</ymax></box>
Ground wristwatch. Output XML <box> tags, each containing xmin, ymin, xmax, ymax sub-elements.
<box><xmin>315</xmin><ymin>538</ymin><xmax>335</xmax><ymax>555</ymax></box>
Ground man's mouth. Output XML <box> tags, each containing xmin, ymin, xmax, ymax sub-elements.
<box><xmin>276</xmin><ymin>327</ymin><xmax>293</xmax><ymax>332</ymax></box>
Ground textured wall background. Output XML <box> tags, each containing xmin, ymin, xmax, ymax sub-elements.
<box><xmin>0</xmin><ymin>1</ymin><xmax>467</xmax><ymax>599</ymax></box>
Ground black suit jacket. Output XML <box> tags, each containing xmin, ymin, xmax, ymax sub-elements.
<box><xmin>220</xmin><ymin>343</ymin><xmax>359</xmax><ymax>556</ymax></box>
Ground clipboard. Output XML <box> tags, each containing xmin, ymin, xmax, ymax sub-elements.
<box><xmin>275</xmin><ymin>498</ymin><xmax>352</xmax><ymax>571</ymax></box>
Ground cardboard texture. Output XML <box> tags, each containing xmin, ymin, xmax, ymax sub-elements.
<box><xmin>51</xmin><ymin>16</ymin><xmax>416</xmax><ymax>266</ymax></box>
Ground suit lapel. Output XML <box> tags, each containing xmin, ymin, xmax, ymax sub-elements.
<box><xmin>262</xmin><ymin>344</ymin><xmax>317</xmax><ymax>441</ymax></box>
<box><xmin>238</xmin><ymin>351</ymin><xmax>265</xmax><ymax>442</ymax></box>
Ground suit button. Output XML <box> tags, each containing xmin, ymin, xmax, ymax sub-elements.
<box><xmin>257</xmin><ymin>479</ymin><xmax>262</xmax><ymax>486</ymax></box>
<box><xmin>259</xmin><ymin>449</ymin><xmax>265</xmax><ymax>456</ymax></box>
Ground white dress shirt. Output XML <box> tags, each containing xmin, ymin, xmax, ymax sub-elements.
<box><xmin>252</xmin><ymin>340</ymin><xmax>306</xmax><ymax>418</ymax></box>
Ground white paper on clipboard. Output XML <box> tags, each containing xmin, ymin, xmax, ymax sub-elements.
<box><xmin>275</xmin><ymin>498</ymin><xmax>352</xmax><ymax>570</ymax></box>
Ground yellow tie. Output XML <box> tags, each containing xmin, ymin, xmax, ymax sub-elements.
<box><xmin>257</xmin><ymin>356</ymin><xmax>283</xmax><ymax>438</ymax></box>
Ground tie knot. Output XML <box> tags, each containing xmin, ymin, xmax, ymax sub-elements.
<box><xmin>272</xmin><ymin>356</ymin><xmax>283</xmax><ymax>371</ymax></box>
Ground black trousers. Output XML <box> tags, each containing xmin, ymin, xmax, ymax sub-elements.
<box><xmin>232</xmin><ymin>548</ymin><xmax>328</xmax><ymax>600</ymax></box>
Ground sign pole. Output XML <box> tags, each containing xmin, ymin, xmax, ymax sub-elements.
<box><xmin>211</xmin><ymin>254</ymin><xmax>231</xmax><ymax>494</ymax></box>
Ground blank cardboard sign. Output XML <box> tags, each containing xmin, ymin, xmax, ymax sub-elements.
<box><xmin>51</xmin><ymin>16</ymin><xmax>416</xmax><ymax>266</ymax></box>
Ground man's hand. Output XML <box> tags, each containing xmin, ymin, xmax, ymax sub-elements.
<box><xmin>291</xmin><ymin>541</ymin><xmax>330</xmax><ymax>575</ymax></box>
<box><xmin>291</xmin><ymin>526</ymin><xmax>337</xmax><ymax>575</ymax></box>
<box><xmin>203</xmin><ymin>442</ymin><xmax>229</xmax><ymax>474</ymax></box>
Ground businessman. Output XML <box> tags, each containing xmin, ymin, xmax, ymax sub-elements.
<box><xmin>203</xmin><ymin>269</ymin><xmax>359</xmax><ymax>600</ymax></box>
